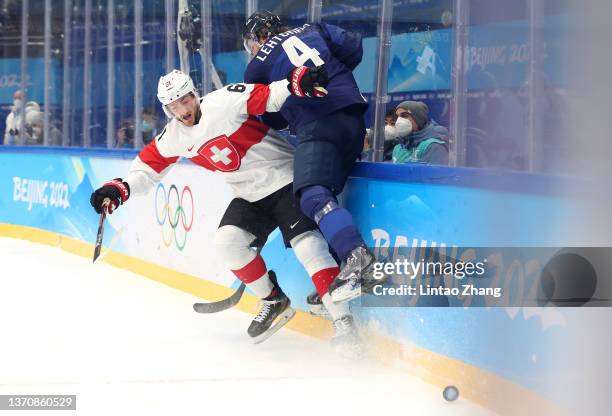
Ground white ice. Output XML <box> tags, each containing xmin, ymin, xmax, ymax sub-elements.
<box><xmin>0</xmin><ymin>237</ymin><xmax>494</xmax><ymax>415</ymax></box>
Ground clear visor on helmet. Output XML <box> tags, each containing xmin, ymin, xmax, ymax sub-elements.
<box><xmin>242</xmin><ymin>32</ymin><xmax>262</xmax><ymax>56</ymax></box>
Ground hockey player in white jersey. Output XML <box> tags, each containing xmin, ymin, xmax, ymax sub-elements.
<box><xmin>90</xmin><ymin>69</ymin><xmax>362</xmax><ymax>354</ymax></box>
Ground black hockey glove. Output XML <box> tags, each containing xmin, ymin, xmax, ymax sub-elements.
<box><xmin>287</xmin><ymin>65</ymin><xmax>329</xmax><ymax>98</ymax></box>
<box><xmin>90</xmin><ymin>178</ymin><xmax>130</xmax><ymax>214</ymax></box>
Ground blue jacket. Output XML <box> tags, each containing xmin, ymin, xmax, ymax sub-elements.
<box><xmin>244</xmin><ymin>22</ymin><xmax>368</xmax><ymax>132</ymax></box>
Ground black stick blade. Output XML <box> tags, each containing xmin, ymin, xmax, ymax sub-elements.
<box><xmin>92</xmin><ymin>200</ymin><xmax>109</xmax><ymax>263</ymax></box>
<box><xmin>193</xmin><ymin>283</ymin><xmax>246</xmax><ymax>313</ymax></box>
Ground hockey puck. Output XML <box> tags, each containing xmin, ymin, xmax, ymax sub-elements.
<box><xmin>443</xmin><ymin>385</ymin><xmax>459</xmax><ymax>402</ymax></box>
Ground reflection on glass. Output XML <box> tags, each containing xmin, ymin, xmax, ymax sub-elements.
<box><xmin>458</xmin><ymin>0</ymin><xmax>569</xmax><ymax>172</ymax></box>
<box><xmin>0</xmin><ymin>0</ymin><xmax>570</xmax><ymax>173</ymax></box>
<box><xmin>320</xmin><ymin>1</ymin><xmax>379</xmax><ymax>161</ymax></box>
<box><xmin>1</xmin><ymin>2</ymin><xmax>25</xmax><ymax>146</ymax></box>
<box><xmin>384</xmin><ymin>0</ymin><xmax>453</xmax><ymax>166</ymax></box>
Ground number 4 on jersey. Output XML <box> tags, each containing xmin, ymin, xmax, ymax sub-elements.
<box><xmin>282</xmin><ymin>36</ymin><xmax>325</xmax><ymax>67</ymax></box>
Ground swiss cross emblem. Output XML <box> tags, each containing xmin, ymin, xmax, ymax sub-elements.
<box><xmin>198</xmin><ymin>135</ymin><xmax>241</xmax><ymax>172</ymax></box>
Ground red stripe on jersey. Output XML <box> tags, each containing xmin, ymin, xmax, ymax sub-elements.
<box><xmin>229</xmin><ymin>116</ymin><xmax>269</xmax><ymax>159</ymax></box>
<box><xmin>138</xmin><ymin>140</ymin><xmax>179</xmax><ymax>174</ymax></box>
<box><xmin>246</xmin><ymin>84</ymin><xmax>270</xmax><ymax>116</ymax></box>
<box><xmin>232</xmin><ymin>254</ymin><xmax>267</xmax><ymax>283</ymax></box>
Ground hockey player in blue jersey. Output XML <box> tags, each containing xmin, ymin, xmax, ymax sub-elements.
<box><xmin>242</xmin><ymin>11</ymin><xmax>378</xmax><ymax>303</ymax></box>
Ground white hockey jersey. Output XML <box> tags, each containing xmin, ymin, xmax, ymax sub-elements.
<box><xmin>127</xmin><ymin>80</ymin><xmax>295</xmax><ymax>202</ymax></box>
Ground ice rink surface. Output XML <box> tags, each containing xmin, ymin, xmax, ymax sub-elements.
<box><xmin>0</xmin><ymin>237</ymin><xmax>494</xmax><ymax>415</ymax></box>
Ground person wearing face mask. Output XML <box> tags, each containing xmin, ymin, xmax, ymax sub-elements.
<box><xmin>141</xmin><ymin>108</ymin><xmax>158</xmax><ymax>145</ymax></box>
<box><xmin>4</xmin><ymin>90</ymin><xmax>24</xmax><ymax>145</ymax></box>
<box><xmin>3</xmin><ymin>91</ymin><xmax>44</xmax><ymax>146</ymax></box>
<box><xmin>361</xmin><ymin>108</ymin><xmax>398</xmax><ymax>162</ymax></box>
<box><xmin>389</xmin><ymin>101</ymin><xmax>449</xmax><ymax>165</ymax></box>
<box><xmin>115</xmin><ymin>120</ymin><xmax>135</xmax><ymax>148</ymax></box>
<box><xmin>25</xmin><ymin>110</ymin><xmax>62</xmax><ymax>146</ymax></box>
<box><xmin>383</xmin><ymin>108</ymin><xmax>400</xmax><ymax>160</ymax></box>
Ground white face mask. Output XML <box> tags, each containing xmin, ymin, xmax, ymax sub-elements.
<box><xmin>394</xmin><ymin>117</ymin><xmax>413</xmax><ymax>137</ymax></box>
<box><xmin>13</xmin><ymin>99</ymin><xmax>23</xmax><ymax>111</ymax></box>
<box><xmin>384</xmin><ymin>124</ymin><xmax>399</xmax><ymax>140</ymax></box>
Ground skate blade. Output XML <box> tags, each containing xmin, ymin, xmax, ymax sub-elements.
<box><xmin>308</xmin><ymin>303</ymin><xmax>330</xmax><ymax>318</ymax></box>
<box><xmin>253</xmin><ymin>307</ymin><xmax>296</xmax><ymax>344</ymax></box>
<box><xmin>336</xmin><ymin>270</ymin><xmax>358</xmax><ymax>281</ymax></box>
<box><xmin>330</xmin><ymin>279</ymin><xmax>362</xmax><ymax>303</ymax></box>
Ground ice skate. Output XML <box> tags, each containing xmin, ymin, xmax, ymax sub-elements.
<box><xmin>331</xmin><ymin>314</ymin><xmax>365</xmax><ymax>359</ymax></box>
<box><xmin>328</xmin><ymin>246</ymin><xmax>378</xmax><ymax>302</ymax></box>
<box><xmin>306</xmin><ymin>290</ymin><xmax>330</xmax><ymax>318</ymax></box>
<box><xmin>248</xmin><ymin>272</ymin><xmax>295</xmax><ymax>344</ymax></box>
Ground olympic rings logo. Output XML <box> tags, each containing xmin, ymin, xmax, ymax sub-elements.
<box><xmin>154</xmin><ymin>183</ymin><xmax>194</xmax><ymax>251</ymax></box>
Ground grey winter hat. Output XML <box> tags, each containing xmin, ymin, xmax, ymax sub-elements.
<box><xmin>396</xmin><ymin>101</ymin><xmax>429</xmax><ymax>130</ymax></box>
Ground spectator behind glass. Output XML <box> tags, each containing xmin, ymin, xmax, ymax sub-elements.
<box><xmin>382</xmin><ymin>108</ymin><xmax>399</xmax><ymax>161</ymax></box>
<box><xmin>4</xmin><ymin>90</ymin><xmax>40</xmax><ymax>145</ymax></box>
<box><xmin>3</xmin><ymin>91</ymin><xmax>45</xmax><ymax>145</ymax></box>
<box><xmin>388</xmin><ymin>101</ymin><xmax>449</xmax><ymax>165</ymax></box>
<box><xmin>116</xmin><ymin>120</ymin><xmax>134</xmax><ymax>148</ymax></box>
<box><xmin>4</xmin><ymin>90</ymin><xmax>23</xmax><ymax>145</ymax></box>
<box><xmin>25</xmin><ymin>110</ymin><xmax>62</xmax><ymax>146</ymax></box>
<box><xmin>363</xmin><ymin>108</ymin><xmax>398</xmax><ymax>161</ymax></box>
<box><xmin>4</xmin><ymin>90</ymin><xmax>26</xmax><ymax>145</ymax></box>
<box><xmin>141</xmin><ymin>108</ymin><xmax>158</xmax><ymax>145</ymax></box>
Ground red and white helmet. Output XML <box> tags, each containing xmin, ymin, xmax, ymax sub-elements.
<box><xmin>157</xmin><ymin>69</ymin><xmax>199</xmax><ymax>117</ymax></box>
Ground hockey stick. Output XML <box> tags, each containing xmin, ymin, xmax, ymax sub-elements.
<box><xmin>94</xmin><ymin>226</ymin><xmax>125</xmax><ymax>263</ymax></box>
<box><xmin>193</xmin><ymin>282</ymin><xmax>246</xmax><ymax>313</ymax></box>
<box><xmin>92</xmin><ymin>198</ymin><xmax>110</xmax><ymax>263</ymax></box>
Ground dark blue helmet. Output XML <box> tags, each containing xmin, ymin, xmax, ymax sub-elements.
<box><xmin>242</xmin><ymin>10</ymin><xmax>284</xmax><ymax>53</ymax></box>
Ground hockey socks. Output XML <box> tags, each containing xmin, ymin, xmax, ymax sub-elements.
<box><xmin>312</xmin><ymin>267</ymin><xmax>350</xmax><ymax>320</ymax></box>
<box><xmin>231</xmin><ymin>254</ymin><xmax>275</xmax><ymax>299</ymax></box>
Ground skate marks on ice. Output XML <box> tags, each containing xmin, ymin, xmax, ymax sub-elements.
<box><xmin>0</xmin><ymin>237</ymin><xmax>493</xmax><ymax>416</ymax></box>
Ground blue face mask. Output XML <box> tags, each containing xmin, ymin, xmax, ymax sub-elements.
<box><xmin>142</xmin><ymin>120</ymin><xmax>154</xmax><ymax>133</ymax></box>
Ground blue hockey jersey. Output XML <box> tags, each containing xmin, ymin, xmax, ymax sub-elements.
<box><xmin>244</xmin><ymin>22</ymin><xmax>368</xmax><ymax>131</ymax></box>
